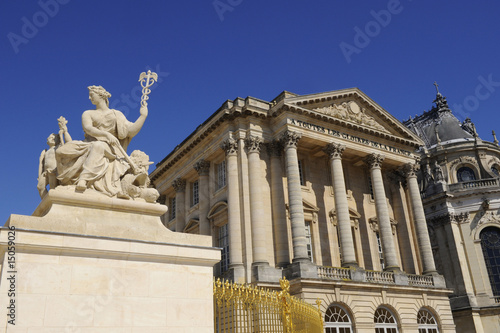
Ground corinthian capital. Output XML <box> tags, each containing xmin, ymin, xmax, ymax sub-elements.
<box><xmin>245</xmin><ymin>136</ymin><xmax>263</xmax><ymax>153</ymax></box>
<box><xmin>324</xmin><ymin>143</ymin><xmax>346</xmax><ymax>159</ymax></box>
<box><xmin>280</xmin><ymin>130</ymin><xmax>301</xmax><ymax>150</ymax></box>
<box><xmin>266</xmin><ymin>140</ymin><xmax>283</xmax><ymax>157</ymax></box>
<box><xmin>365</xmin><ymin>153</ymin><xmax>385</xmax><ymax>169</ymax></box>
<box><xmin>194</xmin><ymin>159</ymin><xmax>210</xmax><ymax>176</ymax></box>
<box><xmin>221</xmin><ymin>138</ymin><xmax>238</xmax><ymax>156</ymax></box>
<box><xmin>172</xmin><ymin>178</ymin><xmax>186</xmax><ymax>192</ymax></box>
<box><xmin>402</xmin><ymin>163</ymin><xmax>420</xmax><ymax>178</ymax></box>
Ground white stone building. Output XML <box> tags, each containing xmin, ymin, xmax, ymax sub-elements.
<box><xmin>151</xmin><ymin>88</ymin><xmax>456</xmax><ymax>332</ymax></box>
<box><xmin>404</xmin><ymin>87</ymin><xmax>500</xmax><ymax>333</ymax></box>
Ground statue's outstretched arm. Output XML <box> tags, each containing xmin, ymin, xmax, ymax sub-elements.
<box><xmin>127</xmin><ymin>105</ymin><xmax>148</xmax><ymax>138</ymax></box>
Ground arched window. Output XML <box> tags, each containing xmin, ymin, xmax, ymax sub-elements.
<box><xmin>456</xmin><ymin>166</ymin><xmax>476</xmax><ymax>182</ymax></box>
<box><xmin>374</xmin><ymin>307</ymin><xmax>398</xmax><ymax>333</ymax></box>
<box><xmin>492</xmin><ymin>165</ymin><xmax>500</xmax><ymax>177</ymax></box>
<box><xmin>324</xmin><ymin>304</ymin><xmax>353</xmax><ymax>333</ymax></box>
<box><xmin>417</xmin><ymin>308</ymin><xmax>439</xmax><ymax>333</ymax></box>
<box><xmin>480</xmin><ymin>227</ymin><xmax>500</xmax><ymax>296</ymax></box>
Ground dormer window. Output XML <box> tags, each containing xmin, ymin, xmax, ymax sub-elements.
<box><xmin>457</xmin><ymin>166</ymin><xmax>476</xmax><ymax>182</ymax></box>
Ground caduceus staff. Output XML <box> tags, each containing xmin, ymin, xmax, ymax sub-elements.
<box><xmin>114</xmin><ymin>70</ymin><xmax>158</xmax><ymax>174</ymax></box>
<box><xmin>139</xmin><ymin>70</ymin><xmax>158</xmax><ymax>107</ymax></box>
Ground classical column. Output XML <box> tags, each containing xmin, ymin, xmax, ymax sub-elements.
<box><xmin>172</xmin><ymin>177</ymin><xmax>186</xmax><ymax>233</ymax></box>
<box><xmin>403</xmin><ymin>163</ymin><xmax>438</xmax><ymax>275</ymax></box>
<box><xmin>267</xmin><ymin>140</ymin><xmax>289</xmax><ymax>267</ymax></box>
<box><xmin>221</xmin><ymin>138</ymin><xmax>244</xmax><ymax>273</ymax></box>
<box><xmin>194</xmin><ymin>159</ymin><xmax>210</xmax><ymax>236</ymax></box>
<box><xmin>365</xmin><ymin>153</ymin><xmax>400</xmax><ymax>271</ymax></box>
<box><xmin>246</xmin><ymin>136</ymin><xmax>269</xmax><ymax>265</ymax></box>
<box><xmin>324</xmin><ymin>143</ymin><xmax>357</xmax><ymax>267</ymax></box>
<box><xmin>281</xmin><ymin>130</ymin><xmax>309</xmax><ymax>262</ymax></box>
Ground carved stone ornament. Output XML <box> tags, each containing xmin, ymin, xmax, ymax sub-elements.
<box><xmin>365</xmin><ymin>153</ymin><xmax>385</xmax><ymax>169</ymax></box>
<box><xmin>450</xmin><ymin>156</ymin><xmax>478</xmax><ymax>168</ymax></box>
<box><xmin>245</xmin><ymin>136</ymin><xmax>263</xmax><ymax>153</ymax></box>
<box><xmin>477</xmin><ymin>212</ymin><xmax>500</xmax><ymax>228</ymax></box>
<box><xmin>428</xmin><ymin>212</ymin><xmax>470</xmax><ymax>226</ymax></box>
<box><xmin>266</xmin><ymin>140</ymin><xmax>283</xmax><ymax>157</ymax></box>
<box><xmin>221</xmin><ymin>138</ymin><xmax>238</xmax><ymax>156</ymax></box>
<box><xmin>280</xmin><ymin>130</ymin><xmax>301</xmax><ymax>149</ymax></box>
<box><xmin>324</xmin><ymin>143</ymin><xmax>346</xmax><ymax>159</ymax></box>
<box><xmin>329</xmin><ymin>209</ymin><xmax>360</xmax><ymax>229</ymax></box>
<box><xmin>172</xmin><ymin>178</ymin><xmax>186</xmax><ymax>192</ymax></box>
<box><xmin>402</xmin><ymin>163</ymin><xmax>420</xmax><ymax>178</ymax></box>
<box><xmin>194</xmin><ymin>159</ymin><xmax>210</xmax><ymax>176</ymax></box>
<box><xmin>368</xmin><ymin>217</ymin><xmax>398</xmax><ymax>234</ymax></box>
<box><xmin>313</xmin><ymin>101</ymin><xmax>389</xmax><ymax>133</ymax></box>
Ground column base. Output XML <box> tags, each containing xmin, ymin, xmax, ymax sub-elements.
<box><xmin>224</xmin><ymin>264</ymin><xmax>246</xmax><ymax>284</ymax></box>
<box><xmin>283</xmin><ymin>260</ymin><xmax>318</xmax><ymax>280</ymax></box>
<box><xmin>341</xmin><ymin>261</ymin><xmax>359</xmax><ymax>269</ymax></box>
<box><xmin>251</xmin><ymin>263</ymin><xmax>283</xmax><ymax>283</ymax></box>
<box><xmin>383</xmin><ymin>265</ymin><xmax>401</xmax><ymax>273</ymax></box>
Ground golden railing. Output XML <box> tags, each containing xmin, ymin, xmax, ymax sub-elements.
<box><xmin>213</xmin><ymin>277</ymin><xmax>323</xmax><ymax>333</ymax></box>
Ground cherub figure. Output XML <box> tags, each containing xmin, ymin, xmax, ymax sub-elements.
<box><xmin>37</xmin><ymin>133</ymin><xmax>60</xmax><ymax>198</ymax></box>
<box><xmin>119</xmin><ymin>150</ymin><xmax>159</xmax><ymax>203</ymax></box>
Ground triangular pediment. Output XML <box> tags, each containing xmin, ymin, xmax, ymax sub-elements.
<box><xmin>275</xmin><ymin>88</ymin><xmax>423</xmax><ymax>146</ymax></box>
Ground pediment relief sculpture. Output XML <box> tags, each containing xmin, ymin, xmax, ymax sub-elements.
<box><xmin>477</xmin><ymin>212</ymin><xmax>500</xmax><ymax>229</ymax></box>
<box><xmin>37</xmin><ymin>71</ymin><xmax>160</xmax><ymax>203</ymax></box>
<box><xmin>313</xmin><ymin>101</ymin><xmax>389</xmax><ymax>133</ymax></box>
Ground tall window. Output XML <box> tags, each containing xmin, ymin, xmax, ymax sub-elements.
<box><xmin>169</xmin><ymin>197</ymin><xmax>176</xmax><ymax>220</ymax></box>
<box><xmin>480</xmin><ymin>227</ymin><xmax>500</xmax><ymax>296</ymax></box>
<box><xmin>376</xmin><ymin>231</ymin><xmax>385</xmax><ymax>269</ymax></box>
<box><xmin>417</xmin><ymin>309</ymin><xmax>439</xmax><ymax>333</ymax></box>
<box><xmin>298</xmin><ymin>160</ymin><xmax>305</xmax><ymax>186</ymax></box>
<box><xmin>305</xmin><ymin>221</ymin><xmax>314</xmax><ymax>262</ymax></box>
<box><xmin>218</xmin><ymin>224</ymin><xmax>230</xmax><ymax>275</ymax></box>
<box><xmin>217</xmin><ymin>161</ymin><xmax>226</xmax><ymax>189</ymax></box>
<box><xmin>192</xmin><ymin>180</ymin><xmax>199</xmax><ymax>206</ymax></box>
<box><xmin>324</xmin><ymin>304</ymin><xmax>353</xmax><ymax>333</ymax></box>
<box><xmin>374</xmin><ymin>307</ymin><xmax>398</xmax><ymax>333</ymax></box>
<box><xmin>368</xmin><ymin>173</ymin><xmax>374</xmax><ymax>199</ymax></box>
<box><xmin>457</xmin><ymin>166</ymin><xmax>476</xmax><ymax>182</ymax></box>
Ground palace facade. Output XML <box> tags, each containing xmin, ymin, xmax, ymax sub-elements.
<box><xmin>404</xmin><ymin>88</ymin><xmax>500</xmax><ymax>333</ymax></box>
<box><xmin>151</xmin><ymin>88</ymin><xmax>456</xmax><ymax>332</ymax></box>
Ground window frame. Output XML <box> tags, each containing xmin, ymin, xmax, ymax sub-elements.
<box><xmin>192</xmin><ymin>180</ymin><xmax>199</xmax><ymax>206</ymax></box>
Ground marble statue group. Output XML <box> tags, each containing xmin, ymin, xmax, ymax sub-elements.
<box><xmin>37</xmin><ymin>71</ymin><xmax>160</xmax><ymax>203</ymax></box>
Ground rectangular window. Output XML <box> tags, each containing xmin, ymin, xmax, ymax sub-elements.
<box><xmin>375</xmin><ymin>231</ymin><xmax>385</xmax><ymax>269</ymax></box>
<box><xmin>305</xmin><ymin>221</ymin><xmax>313</xmax><ymax>262</ymax></box>
<box><xmin>298</xmin><ymin>160</ymin><xmax>305</xmax><ymax>186</ymax></box>
<box><xmin>192</xmin><ymin>180</ymin><xmax>199</xmax><ymax>206</ymax></box>
<box><xmin>368</xmin><ymin>174</ymin><xmax>374</xmax><ymax>199</ymax></box>
<box><xmin>218</xmin><ymin>224</ymin><xmax>230</xmax><ymax>274</ymax></box>
<box><xmin>217</xmin><ymin>161</ymin><xmax>226</xmax><ymax>190</ymax></box>
<box><xmin>169</xmin><ymin>197</ymin><xmax>176</xmax><ymax>221</ymax></box>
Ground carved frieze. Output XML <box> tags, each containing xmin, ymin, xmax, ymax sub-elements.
<box><xmin>477</xmin><ymin>211</ymin><xmax>500</xmax><ymax>228</ymax></box>
<box><xmin>427</xmin><ymin>212</ymin><xmax>470</xmax><ymax>226</ymax></box>
<box><xmin>449</xmin><ymin>156</ymin><xmax>479</xmax><ymax>168</ymax></box>
<box><xmin>313</xmin><ymin>101</ymin><xmax>389</xmax><ymax>133</ymax></box>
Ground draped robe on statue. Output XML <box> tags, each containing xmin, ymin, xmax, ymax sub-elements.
<box><xmin>56</xmin><ymin>110</ymin><xmax>132</xmax><ymax>196</ymax></box>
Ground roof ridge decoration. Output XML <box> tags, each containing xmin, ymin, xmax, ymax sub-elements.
<box><xmin>313</xmin><ymin>100</ymin><xmax>390</xmax><ymax>134</ymax></box>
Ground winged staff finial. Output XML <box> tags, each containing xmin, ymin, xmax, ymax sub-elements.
<box><xmin>138</xmin><ymin>70</ymin><xmax>158</xmax><ymax>107</ymax></box>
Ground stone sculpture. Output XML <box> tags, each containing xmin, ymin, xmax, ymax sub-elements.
<box><xmin>38</xmin><ymin>71</ymin><xmax>160</xmax><ymax>202</ymax></box>
<box><xmin>433</xmin><ymin>161</ymin><xmax>445</xmax><ymax>183</ymax></box>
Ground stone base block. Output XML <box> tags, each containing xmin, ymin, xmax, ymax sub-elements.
<box><xmin>251</xmin><ymin>263</ymin><xmax>283</xmax><ymax>283</ymax></box>
<box><xmin>0</xmin><ymin>189</ymin><xmax>221</xmax><ymax>332</ymax></box>
<box><xmin>283</xmin><ymin>260</ymin><xmax>318</xmax><ymax>279</ymax></box>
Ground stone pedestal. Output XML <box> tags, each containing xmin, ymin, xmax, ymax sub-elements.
<box><xmin>0</xmin><ymin>188</ymin><xmax>220</xmax><ymax>332</ymax></box>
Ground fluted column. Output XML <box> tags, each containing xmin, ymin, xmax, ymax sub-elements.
<box><xmin>172</xmin><ymin>178</ymin><xmax>186</xmax><ymax>233</ymax></box>
<box><xmin>365</xmin><ymin>153</ymin><xmax>400</xmax><ymax>271</ymax></box>
<box><xmin>246</xmin><ymin>136</ymin><xmax>269</xmax><ymax>265</ymax></box>
<box><xmin>221</xmin><ymin>138</ymin><xmax>244</xmax><ymax>271</ymax></box>
<box><xmin>194</xmin><ymin>159</ymin><xmax>210</xmax><ymax>236</ymax></box>
<box><xmin>403</xmin><ymin>163</ymin><xmax>438</xmax><ymax>275</ymax></box>
<box><xmin>324</xmin><ymin>143</ymin><xmax>357</xmax><ymax>267</ymax></box>
<box><xmin>267</xmin><ymin>140</ymin><xmax>289</xmax><ymax>267</ymax></box>
<box><xmin>281</xmin><ymin>130</ymin><xmax>309</xmax><ymax>262</ymax></box>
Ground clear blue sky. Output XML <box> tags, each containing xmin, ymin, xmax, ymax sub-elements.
<box><xmin>1</xmin><ymin>0</ymin><xmax>499</xmax><ymax>223</ymax></box>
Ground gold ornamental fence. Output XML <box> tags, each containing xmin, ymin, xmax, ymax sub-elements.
<box><xmin>213</xmin><ymin>277</ymin><xmax>323</xmax><ymax>333</ymax></box>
